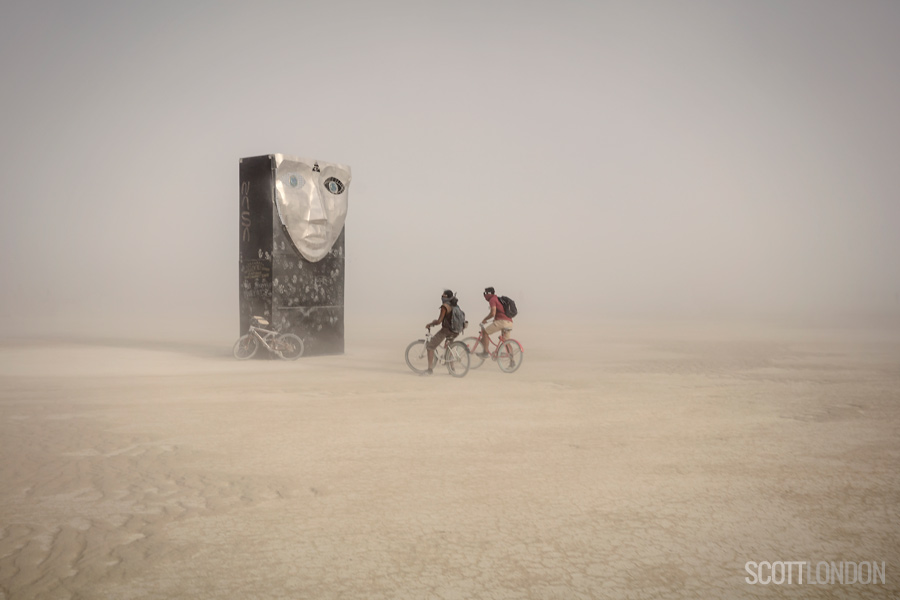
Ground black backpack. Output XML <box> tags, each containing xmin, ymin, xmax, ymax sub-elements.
<box><xmin>499</xmin><ymin>296</ymin><xmax>518</xmax><ymax>318</ymax></box>
<box><xmin>449</xmin><ymin>305</ymin><xmax>466</xmax><ymax>334</ymax></box>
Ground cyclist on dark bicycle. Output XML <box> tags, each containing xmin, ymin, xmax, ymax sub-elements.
<box><xmin>477</xmin><ymin>286</ymin><xmax>513</xmax><ymax>359</ymax></box>
<box><xmin>424</xmin><ymin>289</ymin><xmax>460</xmax><ymax>375</ymax></box>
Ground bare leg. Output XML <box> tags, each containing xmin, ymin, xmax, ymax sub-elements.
<box><xmin>427</xmin><ymin>347</ymin><xmax>435</xmax><ymax>370</ymax></box>
<box><xmin>480</xmin><ymin>326</ymin><xmax>490</xmax><ymax>354</ymax></box>
<box><xmin>501</xmin><ymin>329</ymin><xmax>514</xmax><ymax>367</ymax></box>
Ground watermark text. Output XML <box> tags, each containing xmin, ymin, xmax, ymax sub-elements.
<box><xmin>745</xmin><ymin>561</ymin><xmax>885</xmax><ymax>585</ymax></box>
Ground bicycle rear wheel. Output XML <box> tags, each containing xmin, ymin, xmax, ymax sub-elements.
<box><xmin>405</xmin><ymin>340</ymin><xmax>429</xmax><ymax>374</ymax></box>
<box><xmin>497</xmin><ymin>339</ymin><xmax>524</xmax><ymax>373</ymax></box>
<box><xmin>275</xmin><ymin>333</ymin><xmax>304</xmax><ymax>360</ymax></box>
<box><xmin>461</xmin><ymin>336</ymin><xmax>485</xmax><ymax>369</ymax></box>
<box><xmin>445</xmin><ymin>341</ymin><xmax>470</xmax><ymax>377</ymax></box>
<box><xmin>233</xmin><ymin>334</ymin><xmax>259</xmax><ymax>360</ymax></box>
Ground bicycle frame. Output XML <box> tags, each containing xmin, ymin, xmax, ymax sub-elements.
<box><xmin>422</xmin><ymin>331</ymin><xmax>452</xmax><ymax>364</ymax></box>
<box><xmin>471</xmin><ymin>325</ymin><xmax>513</xmax><ymax>358</ymax></box>
<box><xmin>248</xmin><ymin>324</ymin><xmax>280</xmax><ymax>353</ymax></box>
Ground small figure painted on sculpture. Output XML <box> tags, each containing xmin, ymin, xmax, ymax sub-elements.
<box><xmin>273</xmin><ymin>154</ymin><xmax>351</xmax><ymax>262</ymax></box>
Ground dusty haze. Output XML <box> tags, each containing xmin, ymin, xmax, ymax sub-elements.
<box><xmin>2</xmin><ymin>4</ymin><xmax>900</xmax><ymax>598</ymax></box>
<box><xmin>1</xmin><ymin>1</ymin><xmax>899</xmax><ymax>338</ymax></box>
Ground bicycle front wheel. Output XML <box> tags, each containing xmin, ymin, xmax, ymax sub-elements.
<box><xmin>461</xmin><ymin>336</ymin><xmax>485</xmax><ymax>369</ymax></box>
<box><xmin>445</xmin><ymin>341</ymin><xmax>470</xmax><ymax>378</ymax></box>
<box><xmin>405</xmin><ymin>340</ymin><xmax>429</xmax><ymax>374</ymax></box>
<box><xmin>275</xmin><ymin>333</ymin><xmax>304</xmax><ymax>360</ymax></box>
<box><xmin>497</xmin><ymin>339</ymin><xmax>524</xmax><ymax>373</ymax></box>
<box><xmin>233</xmin><ymin>334</ymin><xmax>259</xmax><ymax>360</ymax></box>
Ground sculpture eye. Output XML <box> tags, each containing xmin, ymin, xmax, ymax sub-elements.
<box><xmin>323</xmin><ymin>177</ymin><xmax>344</xmax><ymax>194</ymax></box>
<box><xmin>289</xmin><ymin>174</ymin><xmax>304</xmax><ymax>188</ymax></box>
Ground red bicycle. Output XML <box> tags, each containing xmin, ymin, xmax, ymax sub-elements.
<box><xmin>460</xmin><ymin>326</ymin><xmax>524</xmax><ymax>373</ymax></box>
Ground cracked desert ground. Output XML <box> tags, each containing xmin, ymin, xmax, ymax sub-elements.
<box><xmin>1</xmin><ymin>319</ymin><xmax>898</xmax><ymax>599</ymax></box>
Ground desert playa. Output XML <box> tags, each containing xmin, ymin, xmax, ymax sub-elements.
<box><xmin>1</xmin><ymin>319</ymin><xmax>898</xmax><ymax>599</ymax></box>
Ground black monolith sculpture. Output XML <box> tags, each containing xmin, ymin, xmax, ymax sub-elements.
<box><xmin>239</xmin><ymin>154</ymin><xmax>351</xmax><ymax>356</ymax></box>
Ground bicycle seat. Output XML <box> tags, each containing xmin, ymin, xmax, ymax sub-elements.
<box><xmin>251</xmin><ymin>316</ymin><xmax>270</xmax><ymax>327</ymax></box>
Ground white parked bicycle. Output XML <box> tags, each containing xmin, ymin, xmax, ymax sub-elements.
<box><xmin>233</xmin><ymin>316</ymin><xmax>304</xmax><ymax>360</ymax></box>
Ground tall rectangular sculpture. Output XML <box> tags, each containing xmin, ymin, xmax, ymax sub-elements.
<box><xmin>239</xmin><ymin>154</ymin><xmax>351</xmax><ymax>356</ymax></box>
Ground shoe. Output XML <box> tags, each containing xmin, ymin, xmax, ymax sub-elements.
<box><xmin>476</xmin><ymin>351</ymin><xmax>489</xmax><ymax>359</ymax></box>
<box><xmin>420</xmin><ymin>368</ymin><xmax>433</xmax><ymax>376</ymax></box>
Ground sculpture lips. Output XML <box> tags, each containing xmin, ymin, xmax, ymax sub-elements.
<box><xmin>301</xmin><ymin>223</ymin><xmax>328</xmax><ymax>247</ymax></box>
<box><xmin>303</xmin><ymin>234</ymin><xmax>327</xmax><ymax>247</ymax></box>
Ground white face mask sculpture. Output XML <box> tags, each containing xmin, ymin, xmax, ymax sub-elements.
<box><xmin>273</xmin><ymin>154</ymin><xmax>351</xmax><ymax>262</ymax></box>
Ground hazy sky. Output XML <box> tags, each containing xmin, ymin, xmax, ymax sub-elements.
<box><xmin>1</xmin><ymin>0</ymin><xmax>899</xmax><ymax>335</ymax></box>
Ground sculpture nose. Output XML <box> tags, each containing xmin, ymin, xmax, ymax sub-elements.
<box><xmin>306</xmin><ymin>185</ymin><xmax>326</xmax><ymax>223</ymax></box>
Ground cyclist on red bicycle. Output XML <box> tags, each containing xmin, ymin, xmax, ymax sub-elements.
<box><xmin>477</xmin><ymin>286</ymin><xmax>513</xmax><ymax>358</ymax></box>
<box><xmin>424</xmin><ymin>289</ymin><xmax>459</xmax><ymax>375</ymax></box>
